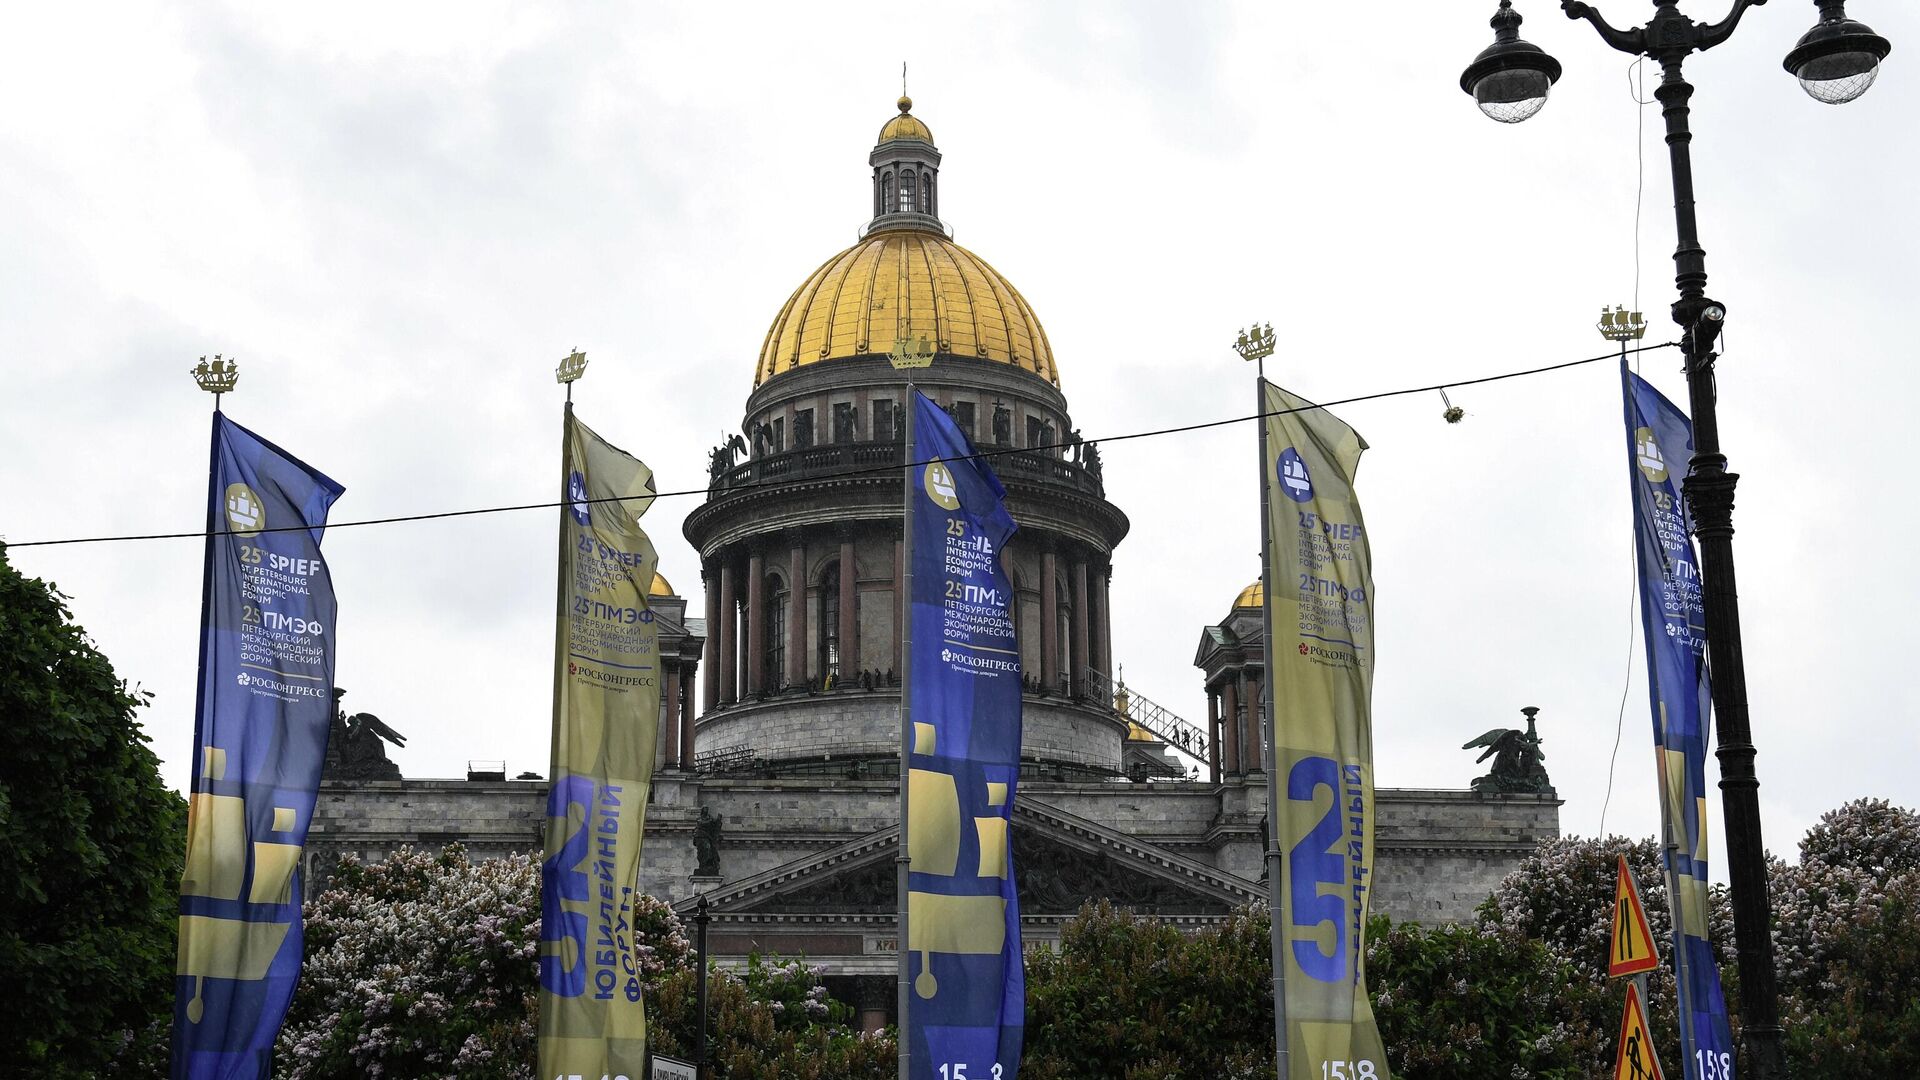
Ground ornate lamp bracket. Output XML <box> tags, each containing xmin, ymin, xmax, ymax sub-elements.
<box><xmin>1698</xmin><ymin>0</ymin><xmax>1771</xmax><ymax>52</ymax></box>
<box><xmin>1562</xmin><ymin>2</ymin><xmax>1650</xmax><ymax>54</ymax></box>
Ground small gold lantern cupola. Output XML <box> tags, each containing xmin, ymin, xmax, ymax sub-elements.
<box><xmin>868</xmin><ymin>94</ymin><xmax>944</xmax><ymax>236</ymax></box>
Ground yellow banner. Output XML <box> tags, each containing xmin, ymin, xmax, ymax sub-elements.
<box><xmin>537</xmin><ymin>408</ymin><xmax>661</xmax><ymax>1078</ymax></box>
<box><xmin>1263</xmin><ymin>382</ymin><xmax>1391</xmax><ymax>1080</ymax></box>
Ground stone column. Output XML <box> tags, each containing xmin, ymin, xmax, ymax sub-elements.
<box><xmin>838</xmin><ymin>535</ymin><xmax>858</xmax><ymax>676</ymax></box>
<box><xmin>702</xmin><ymin>565</ymin><xmax>720</xmax><ymax>713</ymax></box>
<box><xmin>746</xmin><ymin>549</ymin><xmax>766</xmax><ymax>696</ymax></box>
<box><xmin>1040</xmin><ymin>549</ymin><xmax>1059</xmax><ymax>693</ymax></box>
<box><xmin>1070</xmin><ymin>558</ymin><xmax>1089</xmax><ymax>699</ymax></box>
<box><xmin>1091</xmin><ymin>564</ymin><xmax>1112</xmax><ymax>679</ymax></box>
<box><xmin>892</xmin><ymin>536</ymin><xmax>904</xmax><ymax>677</ymax></box>
<box><xmin>1244</xmin><ymin>670</ymin><xmax>1264</xmax><ymax>773</ymax></box>
<box><xmin>663</xmin><ymin>660</ymin><xmax>681</xmax><ymax>769</ymax></box>
<box><xmin>1221</xmin><ymin>676</ymin><xmax>1241</xmax><ymax>775</ymax></box>
<box><xmin>787</xmin><ymin>540</ymin><xmax>807</xmax><ymax>688</ymax></box>
<box><xmin>718</xmin><ymin>560</ymin><xmax>737</xmax><ymax>706</ymax></box>
<box><xmin>1206</xmin><ymin>690</ymin><xmax>1222</xmax><ymax>784</ymax></box>
<box><xmin>680</xmin><ymin>668</ymin><xmax>697</xmax><ymax>766</ymax></box>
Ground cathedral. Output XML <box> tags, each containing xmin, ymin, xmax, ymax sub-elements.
<box><xmin>310</xmin><ymin>95</ymin><xmax>1558</xmax><ymax>1027</ymax></box>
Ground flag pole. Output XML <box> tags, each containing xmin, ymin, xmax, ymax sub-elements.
<box><xmin>1236</xmin><ymin>323</ymin><xmax>1288</xmax><ymax>1079</ymax></box>
<box><xmin>897</xmin><ymin>379</ymin><xmax>918</xmax><ymax>1080</ymax></box>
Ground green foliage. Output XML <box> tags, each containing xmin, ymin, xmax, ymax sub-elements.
<box><xmin>1022</xmin><ymin>901</ymin><xmax>1275</xmax><ymax>1080</ymax></box>
<box><xmin>278</xmin><ymin>846</ymin><xmax>544</xmax><ymax>1078</ymax></box>
<box><xmin>277</xmin><ymin>845</ymin><xmax>889</xmax><ymax>1079</ymax></box>
<box><xmin>1775</xmin><ymin>798</ymin><xmax>1920</xmax><ymax>1075</ymax></box>
<box><xmin>0</xmin><ymin>544</ymin><xmax>187</xmax><ymax>1079</ymax></box>
<box><xmin>1367</xmin><ymin>917</ymin><xmax>1593</xmax><ymax>1079</ymax></box>
<box><xmin>646</xmin><ymin>956</ymin><xmax>895</xmax><ymax>1080</ymax></box>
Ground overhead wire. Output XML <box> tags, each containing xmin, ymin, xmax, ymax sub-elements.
<box><xmin>1600</xmin><ymin>55</ymin><xmax>1659</xmax><ymax>838</ymax></box>
<box><xmin>5</xmin><ymin>340</ymin><xmax>1680</xmax><ymax>550</ymax></box>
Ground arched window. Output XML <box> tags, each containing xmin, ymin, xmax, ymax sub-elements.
<box><xmin>819</xmin><ymin>561</ymin><xmax>842</xmax><ymax>682</ymax></box>
<box><xmin>899</xmin><ymin>169</ymin><xmax>916</xmax><ymax>212</ymax></box>
<box><xmin>881</xmin><ymin>173</ymin><xmax>894</xmax><ymax>215</ymax></box>
<box><xmin>765</xmin><ymin>573</ymin><xmax>788</xmax><ymax>690</ymax></box>
<box><xmin>874</xmin><ymin>175</ymin><xmax>883</xmax><ymax>218</ymax></box>
<box><xmin>923</xmin><ymin>172</ymin><xmax>935</xmax><ymax>216</ymax></box>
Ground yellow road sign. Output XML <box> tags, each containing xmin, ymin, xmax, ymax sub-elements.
<box><xmin>1613</xmin><ymin>980</ymin><xmax>1666</xmax><ymax>1080</ymax></box>
<box><xmin>1609</xmin><ymin>855</ymin><xmax>1660</xmax><ymax>978</ymax></box>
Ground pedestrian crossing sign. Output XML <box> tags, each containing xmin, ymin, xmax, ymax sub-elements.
<box><xmin>1609</xmin><ymin>855</ymin><xmax>1660</xmax><ymax>978</ymax></box>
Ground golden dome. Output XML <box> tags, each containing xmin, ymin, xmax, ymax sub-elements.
<box><xmin>649</xmin><ymin>571</ymin><xmax>674</xmax><ymax>597</ymax></box>
<box><xmin>1232</xmin><ymin>580</ymin><xmax>1263</xmax><ymax>609</ymax></box>
<box><xmin>1126</xmin><ymin>721</ymin><xmax>1158</xmax><ymax>743</ymax></box>
<box><xmin>755</xmin><ymin>230</ymin><xmax>1058</xmax><ymax>387</ymax></box>
<box><xmin>879</xmin><ymin>96</ymin><xmax>933</xmax><ymax>143</ymax></box>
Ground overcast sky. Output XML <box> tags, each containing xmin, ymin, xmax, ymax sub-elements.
<box><xmin>5</xmin><ymin>2</ymin><xmax>1915</xmax><ymax>874</ymax></box>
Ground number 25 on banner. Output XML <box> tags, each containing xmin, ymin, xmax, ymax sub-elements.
<box><xmin>1609</xmin><ymin>855</ymin><xmax>1659</xmax><ymax>978</ymax></box>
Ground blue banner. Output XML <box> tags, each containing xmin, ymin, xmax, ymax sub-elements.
<box><xmin>173</xmin><ymin>414</ymin><xmax>344</xmax><ymax>1080</ymax></box>
<box><xmin>906</xmin><ymin>390</ymin><xmax>1024</xmax><ymax>1080</ymax></box>
<box><xmin>1622</xmin><ymin>364</ymin><xmax>1736</xmax><ymax>1080</ymax></box>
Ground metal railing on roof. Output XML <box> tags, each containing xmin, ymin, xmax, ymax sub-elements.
<box><xmin>1082</xmin><ymin>667</ymin><xmax>1210</xmax><ymax>769</ymax></box>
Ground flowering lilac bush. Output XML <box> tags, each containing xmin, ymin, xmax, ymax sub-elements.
<box><xmin>1773</xmin><ymin>798</ymin><xmax>1920</xmax><ymax>1074</ymax></box>
<box><xmin>275</xmin><ymin>845</ymin><xmax>888</xmax><ymax>1079</ymax></box>
<box><xmin>277</xmin><ymin>846</ymin><xmax>544</xmax><ymax>1079</ymax></box>
<box><xmin>646</xmin><ymin>955</ymin><xmax>894</xmax><ymax>1079</ymax></box>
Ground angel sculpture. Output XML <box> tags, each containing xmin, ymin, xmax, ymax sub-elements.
<box><xmin>323</xmin><ymin>688</ymin><xmax>408</xmax><ymax>781</ymax></box>
<box><xmin>1462</xmin><ymin>705</ymin><xmax>1552</xmax><ymax>794</ymax></box>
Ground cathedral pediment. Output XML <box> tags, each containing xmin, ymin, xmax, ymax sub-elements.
<box><xmin>676</xmin><ymin>796</ymin><xmax>1261</xmax><ymax>919</ymax></box>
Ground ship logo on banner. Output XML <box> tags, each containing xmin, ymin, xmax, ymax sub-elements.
<box><xmin>906</xmin><ymin>391</ymin><xmax>1025</xmax><ymax>1080</ymax></box>
<box><xmin>1278</xmin><ymin>447</ymin><xmax>1314</xmax><ymax>502</ymax></box>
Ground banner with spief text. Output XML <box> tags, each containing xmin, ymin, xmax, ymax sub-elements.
<box><xmin>1262</xmin><ymin>382</ymin><xmax>1391</xmax><ymax>1080</ymax></box>
<box><xmin>538</xmin><ymin>408</ymin><xmax>661</xmax><ymax>1079</ymax></box>
<box><xmin>173</xmin><ymin>414</ymin><xmax>344</xmax><ymax>1080</ymax></box>
<box><xmin>906</xmin><ymin>390</ymin><xmax>1025</xmax><ymax>1080</ymax></box>
<box><xmin>1622</xmin><ymin>364</ymin><xmax>1737</xmax><ymax>1080</ymax></box>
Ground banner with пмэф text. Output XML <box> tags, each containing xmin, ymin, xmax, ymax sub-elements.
<box><xmin>173</xmin><ymin>414</ymin><xmax>344</xmax><ymax>1080</ymax></box>
<box><xmin>537</xmin><ymin>407</ymin><xmax>661</xmax><ymax>1080</ymax></box>
<box><xmin>1263</xmin><ymin>382</ymin><xmax>1391</xmax><ymax>1080</ymax></box>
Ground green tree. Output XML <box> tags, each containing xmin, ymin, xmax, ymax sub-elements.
<box><xmin>1774</xmin><ymin>798</ymin><xmax>1920</xmax><ymax>1075</ymax></box>
<box><xmin>1022</xmin><ymin>901</ymin><xmax>1275</xmax><ymax>1080</ymax></box>
<box><xmin>1368</xmin><ymin>917</ymin><xmax>1594</xmax><ymax>1079</ymax></box>
<box><xmin>278</xmin><ymin>845</ymin><xmax>891</xmax><ymax>1079</ymax></box>
<box><xmin>0</xmin><ymin>543</ymin><xmax>187</xmax><ymax>1078</ymax></box>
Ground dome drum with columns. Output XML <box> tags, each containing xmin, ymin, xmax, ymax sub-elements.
<box><xmin>681</xmin><ymin>96</ymin><xmax>1130</xmax><ymax>778</ymax></box>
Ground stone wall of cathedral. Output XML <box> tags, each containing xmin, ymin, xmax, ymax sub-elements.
<box><xmin>305</xmin><ymin>776</ymin><xmax>1557</xmax><ymax>930</ymax></box>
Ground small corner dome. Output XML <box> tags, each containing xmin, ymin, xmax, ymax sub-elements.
<box><xmin>1232</xmin><ymin>580</ymin><xmax>1263</xmax><ymax>610</ymax></box>
<box><xmin>879</xmin><ymin>96</ymin><xmax>934</xmax><ymax>143</ymax></box>
<box><xmin>650</xmin><ymin>571</ymin><xmax>674</xmax><ymax>598</ymax></box>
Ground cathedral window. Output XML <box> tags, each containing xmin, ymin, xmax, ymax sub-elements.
<box><xmin>899</xmin><ymin>169</ymin><xmax>916</xmax><ymax>212</ymax></box>
<box><xmin>794</xmin><ymin>409</ymin><xmax>815</xmax><ymax>449</ymax></box>
<box><xmin>881</xmin><ymin>173</ymin><xmax>893</xmax><ymax>215</ymax></box>
<box><xmin>872</xmin><ymin>398</ymin><xmax>895</xmax><ymax>442</ymax></box>
<box><xmin>820</xmin><ymin>561</ymin><xmax>842</xmax><ymax>681</ymax></box>
<box><xmin>923</xmin><ymin>173</ymin><xmax>935</xmax><ymax>216</ymax></box>
<box><xmin>771</xmin><ymin>417</ymin><xmax>784</xmax><ymax>452</ymax></box>
<box><xmin>766</xmin><ymin>573</ymin><xmax>788</xmax><ymax>689</ymax></box>
<box><xmin>833</xmin><ymin>402</ymin><xmax>859</xmax><ymax>443</ymax></box>
<box><xmin>953</xmin><ymin>401</ymin><xmax>975</xmax><ymax>441</ymax></box>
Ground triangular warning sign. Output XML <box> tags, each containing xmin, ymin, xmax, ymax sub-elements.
<box><xmin>1613</xmin><ymin>980</ymin><xmax>1667</xmax><ymax>1080</ymax></box>
<box><xmin>1609</xmin><ymin>855</ymin><xmax>1660</xmax><ymax>978</ymax></box>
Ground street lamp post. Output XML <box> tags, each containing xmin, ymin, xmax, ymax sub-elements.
<box><xmin>1459</xmin><ymin>2</ymin><xmax>1892</xmax><ymax>1078</ymax></box>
